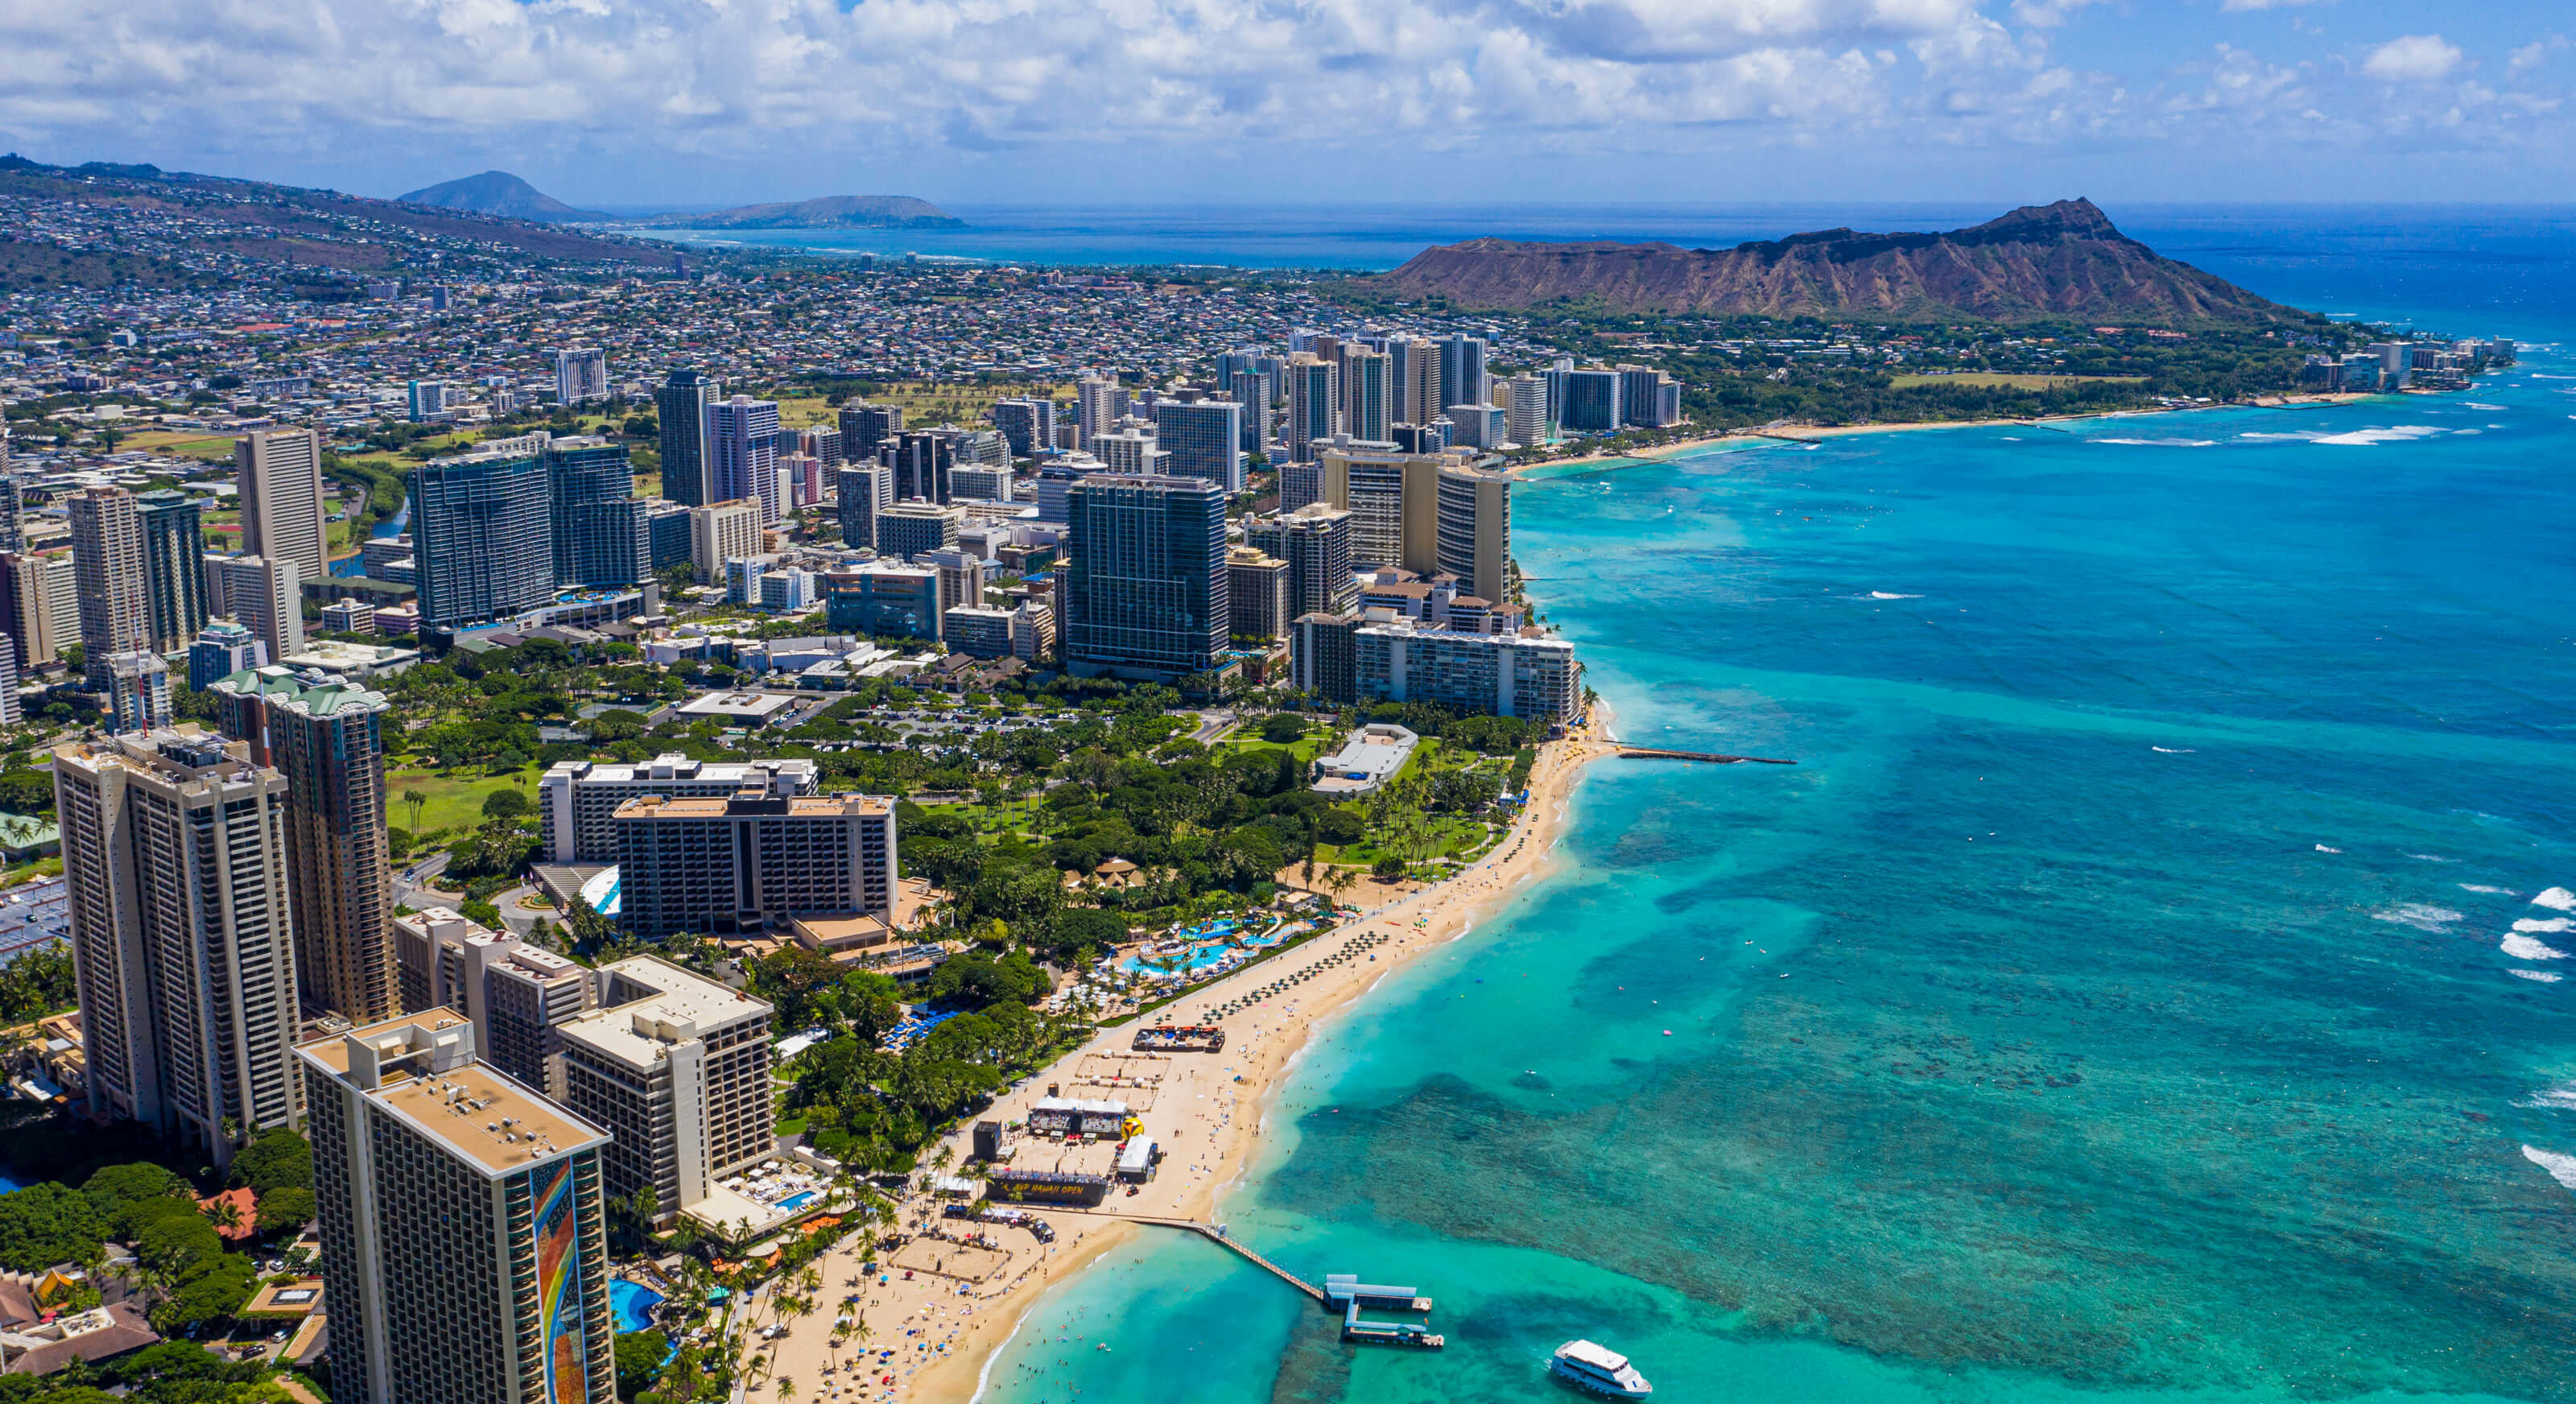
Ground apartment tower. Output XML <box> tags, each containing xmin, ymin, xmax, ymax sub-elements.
<box><xmin>1060</xmin><ymin>473</ymin><xmax>1228</xmax><ymax>681</ymax></box>
<box><xmin>211</xmin><ymin>666</ymin><xmax>400</xmax><ymax>1022</ymax></box>
<box><xmin>708</xmin><ymin>396</ymin><xmax>783</xmax><ymax>523</ymax></box>
<box><xmin>392</xmin><ymin>907</ymin><xmax>599</xmax><ymax>1097</ymax></box>
<box><xmin>209</xmin><ymin>555</ymin><xmax>307</xmax><ymax>664</ymax></box>
<box><xmin>70</xmin><ymin>487</ymin><xmax>151</xmax><ymax>689</ymax></box>
<box><xmin>236</xmin><ymin>427</ymin><xmax>329</xmax><ymax>592</ymax></box>
<box><xmin>687</xmin><ymin>499</ymin><xmax>762</xmax><ymax>580</ymax></box>
<box><xmin>136</xmin><ymin>489</ymin><xmax>208</xmax><ymax>652</ymax></box>
<box><xmin>1244</xmin><ymin>504</ymin><xmax>1360</xmax><ymax>620</ymax></box>
<box><xmin>553</xmin><ymin>957</ymin><xmax>778</xmax><ymax>1224</ymax></box>
<box><xmin>546</xmin><ymin>437</ymin><xmax>650</xmax><ymax>588</ymax></box>
<box><xmin>555</xmin><ymin>347</ymin><xmax>609</xmax><ymax>405</ymax></box>
<box><xmin>410</xmin><ymin>452</ymin><xmax>555</xmax><ymax>629</ymax></box>
<box><xmin>654</xmin><ymin>370</ymin><xmax>720</xmax><ymax>507</ymax></box>
<box><xmin>56</xmin><ymin>729</ymin><xmax>303</xmax><ymax>1166</ymax></box>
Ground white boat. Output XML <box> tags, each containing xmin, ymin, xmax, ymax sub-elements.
<box><xmin>1550</xmin><ymin>1339</ymin><xmax>1652</xmax><ymax>1397</ymax></box>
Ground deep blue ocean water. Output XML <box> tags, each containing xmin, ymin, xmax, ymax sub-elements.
<box><xmin>969</xmin><ymin>210</ymin><xmax>2576</xmax><ymax>1404</ymax></box>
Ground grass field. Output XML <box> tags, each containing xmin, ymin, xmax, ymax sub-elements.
<box><xmin>776</xmin><ymin>380</ymin><xmax>1071</xmax><ymax>432</ymax></box>
<box><xmin>118</xmin><ymin>430</ymin><xmax>236</xmax><ymax>460</ymax></box>
<box><xmin>1890</xmin><ymin>373</ymin><xmax>2150</xmax><ymax>390</ymax></box>
<box><xmin>385</xmin><ymin>766</ymin><xmax>543</xmax><ymax>836</ymax></box>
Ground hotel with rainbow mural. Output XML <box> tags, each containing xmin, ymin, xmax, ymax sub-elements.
<box><xmin>298</xmin><ymin>1009</ymin><xmax>618</xmax><ymax>1403</ymax></box>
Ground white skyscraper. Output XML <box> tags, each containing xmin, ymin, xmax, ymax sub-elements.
<box><xmin>236</xmin><ymin>427</ymin><xmax>329</xmax><ymax>593</ymax></box>
<box><xmin>555</xmin><ymin>347</ymin><xmax>610</xmax><ymax>405</ymax></box>
<box><xmin>1075</xmin><ymin>376</ymin><xmax>1122</xmax><ymax>449</ymax></box>
<box><xmin>1506</xmin><ymin>373</ymin><xmax>1553</xmax><ymax>448</ymax></box>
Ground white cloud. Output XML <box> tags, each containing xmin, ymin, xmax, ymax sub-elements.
<box><xmin>2509</xmin><ymin>36</ymin><xmax>2566</xmax><ymax>72</ymax></box>
<box><xmin>0</xmin><ymin>0</ymin><xmax>2563</xmax><ymax>199</ymax></box>
<box><xmin>2362</xmin><ymin>34</ymin><xmax>2463</xmax><ymax>81</ymax></box>
<box><xmin>0</xmin><ymin>0</ymin><xmax>2027</xmax><ymax>171</ymax></box>
<box><xmin>2008</xmin><ymin>0</ymin><xmax>2107</xmax><ymax>27</ymax></box>
<box><xmin>2218</xmin><ymin>0</ymin><xmax>2326</xmax><ymax>10</ymax></box>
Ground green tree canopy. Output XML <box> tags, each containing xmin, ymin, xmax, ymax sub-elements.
<box><xmin>0</xmin><ymin>1183</ymin><xmax>105</xmax><ymax>1272</ymax></box>
<box><xmin>229</xmin><ymin>1129</ymin><xmax>313</xmax><ymax>1195</ymax></box>
<box><xmin>79</xmin><ymin>1163</ymin><xmax>188</xmax><ymax>1222</ymax></box>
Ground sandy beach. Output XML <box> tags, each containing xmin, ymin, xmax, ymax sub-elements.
<box><xmin>1513</xmin><ymin>391</ymin><xmax>2390</xmax><ymax>476</ymax></box>
<box><xmin>738</xmin><ymin>710</ymin><xmax>1618</xmax><ymax>1404</ymax></box>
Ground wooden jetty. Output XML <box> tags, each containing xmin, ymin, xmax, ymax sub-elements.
<box><xmin>1615</xmin><ymin>746</ymin><xmax>1796</xmax><ymax>766</ymax></box>
<box><xmin>1121</xmin><ymin>1220</ymin><xmax>1444</xmax><ymax>1344</ymax></box>
<box><xmin>1125</xmin><ymin>1216</ymin><xmax>1323</xmax><ymax>1302</ymax></box>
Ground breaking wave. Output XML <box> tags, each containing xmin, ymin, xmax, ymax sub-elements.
<box><xmin>2311</xmin><ymin>426</ymin><xmax>2446</xmax><ymax>446</ymax></box>
<box><xmin>2372</xmin><ymin>904</ymin><xmax>2462</xmax><ymax>931</ymax></box>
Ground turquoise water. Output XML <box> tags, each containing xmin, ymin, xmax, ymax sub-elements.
<box><xmin>975</xmin><ymin>283</ymin><xmax>2576</xmax><ymax>1400</ymax></box>
<box><xmin>611</xmin><ymin>1278</ymin><xmax>663</xmax><ymax>1333</ymax></box>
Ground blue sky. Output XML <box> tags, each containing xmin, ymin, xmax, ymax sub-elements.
<box><xmin>1</xmin><ymin>0</ymin><xmax>2569</xmax><ymax>209</ymax></box>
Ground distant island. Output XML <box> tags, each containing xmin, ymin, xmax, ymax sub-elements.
<box><xmin>395</xmin><ymin>170</ymin><xmax>609</xmax><ymax>223</ymax></box>
<box><xmin>1363</xmin><ymin>199</ymin><xmax>2301</xmax><ymax>324</ymax></box>
<box><xmin>621</xmin><ymin>195</ymin><xmax>965</xmax><ymax>231</ymax></box>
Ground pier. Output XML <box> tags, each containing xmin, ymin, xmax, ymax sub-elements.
<box><xmin>1615</xmin><ymin>746</ymin><xmax>1797</xmax><ymax>766</ymax></box>
<box><xmin>1123</xmin><ymin>1216</ymin><xmax>1323</xmax><ymax>1301</ymax></box>
<box><xmin>1118</xmin><ymin>1219</ymin><xmax>1443</xmax><ymax>1342</ymax></box>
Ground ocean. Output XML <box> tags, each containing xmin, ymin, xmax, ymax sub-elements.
<box><xmin>969</xmin><ymin>209</ymin><xmax>2576</xmax><ymax>1404</ymax></box>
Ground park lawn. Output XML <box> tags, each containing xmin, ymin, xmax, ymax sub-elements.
<box><xmin>1216</xmin><ymin>729</ymin><xmax>1331</xmax><ymax>766</ymax></box>
<box><xmin>386</xmin><ymin>766</ymin><xmax>544</xmax><ymax>836</ymax></box>
<box><xmin>775</xmin><ymin>380</ymin><xmax>1071</xmax><ymax>433</ymax></box>
<box><xmin>1889</xmin><ymin>373</ymin><xmax>2149</xmax><ymax>390</ymax></box>
<box><xmin>1318</xmin><ymin>811</ymin><xmax>1496</xmax><ymax>868</ymax></box>
<box><xmin>118</xmin><ymin>430</ymin><xmax>237</xmax><ymax>460</ymax></box>
<box><xmin>918</xmin><ymin>796</ymin><xmax>1056</xmax><ymax>840</ymax></box>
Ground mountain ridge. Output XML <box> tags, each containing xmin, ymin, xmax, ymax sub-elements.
<box><xmin>0</xmin><ymin>153</ymin><xmax>675</xmax><ymax>269</ymax></box>
<box><xmin>396</xmin><ymin>170</ymin><xmax>609</xmax><ymax>223</ymax></box>
<box><xmin>1360</xmin><ymin>200</ymin><xmax>2306</xmax><ymax>324</ymax></box>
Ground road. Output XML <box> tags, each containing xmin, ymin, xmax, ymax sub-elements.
<box><xmin>390</xmin><ymin>850</ymin><xmax>451</xmax><ymax>911</ymax></box>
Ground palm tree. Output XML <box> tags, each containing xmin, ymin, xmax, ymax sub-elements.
<box><xmin>402</xmin><ymin>788</ymin><xmax>428</xmax><ymax>833</ymax></box>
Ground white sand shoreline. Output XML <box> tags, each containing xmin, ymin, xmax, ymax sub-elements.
<box><xmin>811</xmin><ymin>709</ymin><xmax>1625</xmax><ymax>1404</ymax></box>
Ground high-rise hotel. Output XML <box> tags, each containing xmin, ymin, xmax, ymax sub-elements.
<box><xmin>56</xmin><ymin>729</ymin><xmax>303</xmax><ymax>1166</ymax></box>
<box><xmin>299</xmin><ymin>1010</ymin><xmax>617</xmax><ymax>1404</ymax></box>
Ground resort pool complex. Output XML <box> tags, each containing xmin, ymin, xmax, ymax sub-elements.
<box><xmin>1117</xmin><ymin>923</ymin><xmax>1291</xmax><ymax>979</ymax></box>
<box><xmin>610</xmin><ymin>1279</ymin><xmax>663</xmax><ymax>1333</ymax></box>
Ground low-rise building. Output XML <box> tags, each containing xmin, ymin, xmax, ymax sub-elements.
<box><xmin>1310</xmin><ymin>723</ymin><xmax>1419</xmax><ymax>798</ymax></box>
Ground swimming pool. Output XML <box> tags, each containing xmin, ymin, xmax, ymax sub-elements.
<box><xmin>774</xmin><ymin>1189</ymin><xmax>820</xmax><ymax>1212</ymax></box>
<box><xmin>610</xmin><ymin>1278</ymin><xmax>663</xmax><ymax>1334</ymax></box>
<box><xmin>1119</xmin><ymin>944</ymin><xmax>1236</xmax><ymax>978</ymax></box>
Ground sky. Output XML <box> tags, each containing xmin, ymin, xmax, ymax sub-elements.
<box><xmin>2</xmin><ymin>0</ymin><xmax>2572</xmax><ymax>209</ymax></box>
